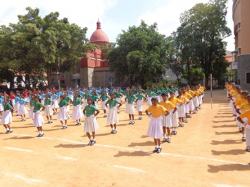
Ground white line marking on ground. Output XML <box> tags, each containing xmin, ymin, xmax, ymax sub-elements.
<box><xmin>55</xmin><ymin>155</ymin><xmax>78</xmax><ymax>161</ymax></box>
<box><xmin>213</xmin><ymin>184</ymin><xmax>246</xmax><ymax>187</ymax></box>
<box><xmin>5</xmin><ymin>174</ymin><xmax>46</xmax><ymax>184</ymax></box>
<box><xmin>10</xmin><ymin>133</ymin><xmax>250</xmax><ymax>166</ymax></box>
<box><xmin>4</xmin><ymin>147</ymin><xmax>33</xmax><ymax>153</ymax></box>
<box><xmin>113</xmin><ymin>165</ymin><xmax>146</xmax><ymax>173</ymax></box>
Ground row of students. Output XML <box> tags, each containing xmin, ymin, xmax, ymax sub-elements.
<box><xmin>226</xmin><ymin>82</ymin><xmax>250</xmax><ymax>152</ymax></box>
<box><xmin>1</xmin><ymin>85</ymin><xmax>205</xmax><ymax>153</ymax></box>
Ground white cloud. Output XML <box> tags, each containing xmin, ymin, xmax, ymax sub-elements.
<box><xmin>139</xmin><ymin>0</ymin><xmax>234</xmax><ymax>51</ymax></box>
<box><xmin>0</xmin><ymin>0</ymin><xmax>117</xmax><ymax>38</ymax></box>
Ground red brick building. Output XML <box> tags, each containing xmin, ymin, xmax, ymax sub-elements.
<box><xmin>51</xmin><ymin>20</ymin><xmax>115</xmax><ymax>88</ymax></box>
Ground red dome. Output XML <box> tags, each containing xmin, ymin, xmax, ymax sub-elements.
<box><xmin>90</xmin><ymin>20</ymin><xmax>109</xmax><ymax>45</ymax></box>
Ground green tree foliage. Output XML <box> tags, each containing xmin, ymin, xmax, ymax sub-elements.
<box><xmin>0</xmin><ymin>7</ymin><xmax>95</xmax><ymax>88</ymax></box>
<box><xmin>182</xmin><ymin>68</ymin><xmax>205</xmax><ymax>86</ymax></box>
<box><xmin>173</xmin><ymin>0</ymin><xmax>231</xmax><ymax>87</ymax></box>
<box><xmin>107</xmin><ymin>21</ymin><xmax>168</xmax><ymax>86</ymax></box>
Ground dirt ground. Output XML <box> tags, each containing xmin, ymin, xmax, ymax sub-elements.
<box><xmin>0</xmin><ymin>90</ymin><xmax>250</xmax><ymax>187</ymax></box>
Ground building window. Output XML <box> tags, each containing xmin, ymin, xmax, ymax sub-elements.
<box><xmin>238</xmin><ymin>48</ymin><xmax>241</xmax><ymax>55</ymax></box>
<box><xmin>246</xmin><ymin>73</ymin><xmax>250</xmax><ymax>84</ymax></box>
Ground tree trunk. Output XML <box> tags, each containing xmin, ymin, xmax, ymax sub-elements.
<box><xmin>46</xmin><ymin>69</ymin><xmax>52</xmax><ymax>88</ymax></box>
<box><xmin>205</xmin><ymin>75</ymin><xmax>209</xmax><ymax>88</ymax></box>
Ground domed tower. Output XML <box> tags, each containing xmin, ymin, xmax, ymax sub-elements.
<box><xmin>90</xmin><ymin>19</ymin><xmax>109</xmax><ymax>45</ymax></box>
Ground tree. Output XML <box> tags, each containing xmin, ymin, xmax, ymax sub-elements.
<box><xmin>182</xmin><ymin>68</ymin><xmax>205</xmax><ymax>85</ymax></box>
<box><xmin>174</xmin><ymin>0</ymin><xmax>231</xmax><ymax>87</ymax></box>
<box><xmin>107</xmin><ymin>21</ymin><xmax>168</xmax><ymax>86</ymax></box>
<box><xmin>0</xmin><ymin>7</ymin><xmax>95</xmax><ymax>88</ymax></box>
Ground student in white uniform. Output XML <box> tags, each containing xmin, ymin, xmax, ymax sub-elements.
<box><xmin>105</xmin><ymin>93</ymin><xmax>122</xmax><ymax>134</ymax></box>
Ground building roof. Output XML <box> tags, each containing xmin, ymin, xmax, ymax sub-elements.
<box><xmin>90</xmin><ymin>20</ymin><xmax>109</xmax><ymax>45</ymax></box>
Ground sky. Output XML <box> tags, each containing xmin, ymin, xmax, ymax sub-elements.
<box><xmin>0</xmin><ymin>0</ymin><xmax>234</xmax><ymax>51</ymax></box>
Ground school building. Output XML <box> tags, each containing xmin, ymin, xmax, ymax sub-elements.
<box><xmin>232</xmin><ymin>0</ymin><xmax>250</xmax><ymax>89</ymax></box>
<box><xmin>50</xmin><ymin>20</ymin><xmax>115</xmax><ymax>88</ymax></box>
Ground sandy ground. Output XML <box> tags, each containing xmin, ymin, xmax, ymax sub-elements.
<box><xmin>0</xmin><ymin>90</ymin><xmax>250</xmax><ymax>187</ymax></box>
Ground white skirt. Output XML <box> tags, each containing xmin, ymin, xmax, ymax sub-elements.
<box><xmin>69</xmin><ymin>95</ymin><xmax>74</xmax><ymax>101</ymax></box>
<box><xmin>136</xmin><ymin>100</ymin><xmax>143</xmax><ymax>112</ymax></box>
<box><xmin>26</xmin><ymin>97</ymin><xmax>30</xmax><ymax>107</ymax></box>
<box><xmin>0</xmin><ymin>104</ymin><xmax>3</xmax><ymax>112</ymax></box>
<box><xmin>83</xmin><ymin>99</ymin><xmax>88</xmax><ymax>107</ymax></box>
<box><xmin>162</xmin><ymin>114</ymin><xmax>172</xmax><ymax>128</ymax></box>
<box><xmin>199</xmin><ymin>95</ymin><xmax>203</xmax><ymax>104</ymax></box>
<box><xmin>178</xmin><ymin>104</ymin><xmax>186</xmax><ymax>118</ymax></box>
<box><xmin>185</xmin><ymin>103</ymin><xmax>190</xmax><ymax>113</ymax></box>
<box><xmin>172</xmin><ymin>111</ymin><xmax>179</xmax><ymax>127</ymax></box>
<box><xmin>84</xmin><ymin>115</ymin><xmax>99</xmax><ymax>133</ymax></box>
<box><xmin>14</xmin><ymin>103</ymin><xmax>20</xmax><ymax>112</ymax></box>
<box><xmin>1</xmin><ymin>110</ymin><xmax>12</xmax><ymax>125</ymax></box>
<box><xmin>33</xmin><ymin>111</ymin><xmax>44</xmax><ymax>127</ymax></box>
<box><xmin>193</xmin><ymin>97</ymin><xmax>199</xmax><ymax>108</ymax></box>
<box><xmin>72</xmin><ymin>105</ymin><xmax>83</xmax><ymax>120</ymax></box>
<box><xmin>41</xmin><ymin>98</ymin><xmax>45</xmax><ymax>106</ymax></box>
<box><xmin>101</xmin><ymin>101</ymin><xmax>107</xmax><ymax>110</ymax></box>
<box><xmin>11</xmin><ymin>99</ymin><xmax>15</xmax><ymax>106</ymax></box>
<box><xmin>45</xmin><ymin>105</ymin><xmax>53</xmax><ymax>116</ymax></box>
<box><xmin>52</xmin><ymin>99</ymin><xmax>59</xmax><ymax>109</ymax></box>
<box><xmin>29</xmin><ymin>106</ymin><xmax>34</xmax><ymax>119</ymax></box>
<box><xmin>66</xmin><ymin>105</ymin><xmax>70</xmax><ymax>112</ymax></box>
<box><xmin>147</xmin><ymin>97</ymin><xmax>152</xmax><ymax>106</ymax></box>
<box><xmin>189</xmin><ymin>100</ymin><xmax>195</xmax><ymax>111</ymax></box>
<box><xmin>107</xmin><ymin>108</ymin><xmax>118</xmax><ymax>125</ymax></box>
<box><xmin>57</xmin><ymin>107</ymin><xmax>70</xmax><ymax>121</ymax></box>
<box><xmin>18</xmin><ymin>104</ymin><xmax>28</xmax><ymax>115</ymax></box>
<box><xmin>94</xmin><ymin>101</ymin><xmax>98</xmax><ymax>109</ymax></box>
<box><xmin>147</xmin><ymin>116</ymin><xmax>163</xmax><ymax>139</ymax></box>
<box><xmin>125</xmin><ymin>104</ymin><xmax>134</xmax><ymax>114</ymax></box>
<box><xmin>245</xmin><ymin>125</ymin><xmax>250</xmax><ymax>147</ymax></box>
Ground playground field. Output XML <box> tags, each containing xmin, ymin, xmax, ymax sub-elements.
<box><xmin>0</xmin><ymin>90</ymin><xmax>250</xmax><ymax>187</ymax></box>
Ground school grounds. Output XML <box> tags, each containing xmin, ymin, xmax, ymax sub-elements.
<box><xmin>0</xmin><ymin>89</ymin><xmax>250</xmax><ymax>187</ymax></box>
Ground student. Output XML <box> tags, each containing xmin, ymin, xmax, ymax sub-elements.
<box><xmin>237</xmin><ymin>108</ymin><xmax>250</xmax><ymax>152</ymax></box>
<box><xmin>169</xmin><ymin>91</ymin><xmax>182</xmax><ymax>135</ymax></box>
<box><xmin>177</xmin><ymin>90</ymin><xmax>189</xmax><ymax>127</ymax></box>
<box><xmin>125</xmin><ymin>90</ymin><xmax>136</xmax><ymax>124</ymax></box>
<box><xmin>57</xmin><ymin>95</ymin><xmax>70</xmax><ymax>129</ymax></box>
<box><xmin>146</xmin><ymin>97</ymin><xmax>169</xmax><ymax>153</ymax></box>
<box><xmin>33</xmin><ymin>96</ymin><xmax>45</xmax><ymax>137</ymax></box>
<box><xmin>100</xmin><ymin>90</ymin><xmax>109</xmax><ymax>117</ymax></box>
<box><xmin>105</xmin><ymin>93</ymin><xmax>122</xmax><ymax>134</ymax></box>
<box><xmin>237</xmin><ymin>94</ymin><xmax>250</xmax><ymax>141</ymax></box>
<box><xmin>159</xmin><ymin>93</ymin><xmax>176</xmax><ymax>143</ymax></box>
<box><xmin>91</xmin><ymin>91</ymin><xmax>99</xmax><ymax>109</ymax></box>
<box><xmin>0</xmin><ymin>96</ymin><xmax>3</xmax><ymax>119</ymax></box>
<box><xmin>83</xmin><ymin>90</ymin><xmax>91</xmax><ymax>108</ymax></box>
<box><xmin>72</xmin><ymin>93</ymin><xmax>84</xmax><ymax>126</ymax></box>
<box><xmin>29</xmin><ymin>94</ymin><xmax>35</xmax><ymax>120</ymax></box>
<box><xmin>64</xmin><ymin>92</ymin><xmax>72</xmax><ymax>112</ymax></box>
<box><xmin>83</xmin><ymin>97</ymin><xmax>100</xmax><ymax>146</ymax></box>
<box><xmin>18</xmin><ymin>95</ymin><xmax>28</xmax><ymax>121</ymax></box>
<box><xmin>1</xmin><ymin>98</ymin><xmax>13</xmax><ymax>134</ymax></box>
<box><xmin>51</xmin><ymin>93</ymin><xmax>59</xmax><ymax>115</ymax></box>
<box><xmin>235</xmin><ymin>91</ymin><xmax>248</xmax><ymax>134</ymax></box>
<box><xmin>44</xmin><ymin>94</ymin><xmax>54</xmax><ymax>124</ymax></box>
<box><xmin>135</xmin><ymin>89</ymin><xmax>145</xmax><ymax>120</ymax></box>
<box><xmin>9</xmin><ymin>91</ymin><xmax>16</xmax><ymax>107</ymax></box>
<box><xmin>14</xmin><ymin>94</ymin><xmax>20</xmax><ymax>116</ymax></box>
<box><xmin>146</xmin><ymin>88</ymin><xmax>155</xmax><ymax>106</ymax></box>
<box><xmin>115</xmin><ymin>89</ymin><xmax>123</xmax><ymax>114</ymax></box>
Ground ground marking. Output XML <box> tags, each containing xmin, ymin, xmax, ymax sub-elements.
<box><xmin>113</xmin><ymin>165</ymin><xmax>146</xmax><ymax>173</ymax></box>
<box><xmin>7</xmin><ymin>133</ymin><xmax>250</xmax><ymax>167</ymax></box>
<box><xmin>5</xmin><ymin>174</ymin><xmax>46</xmax><ymax>185</ymax></box>
<box><xmin>4</xmin><ymin>147</ymin><xmax>33</xmax><ymax>153</ymax></box>
<box><xmin>214</xmin><ymin>184</ymin><xmax>246</xmax><ymax>187</ymax></box>
<box><xmin>55</xmin><ymin>155</ymin><xmax>78</xmax><ymax>161</ymax></box>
